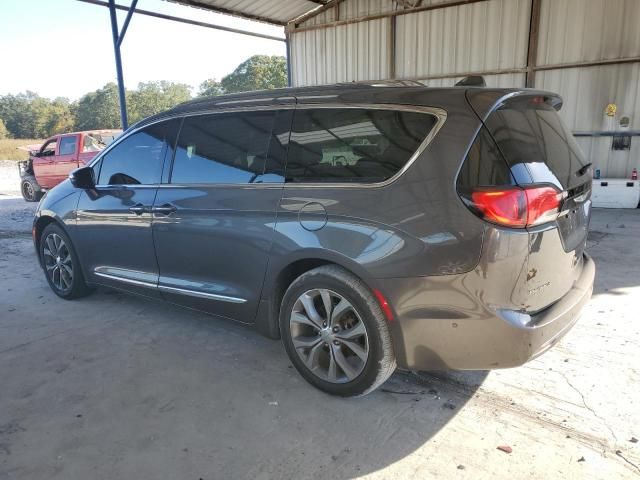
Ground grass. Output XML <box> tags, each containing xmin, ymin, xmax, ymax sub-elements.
<box><xmin>0</xmin><ymin>138</ymin><xmax>45</xmax><ymax>161</ymax></box>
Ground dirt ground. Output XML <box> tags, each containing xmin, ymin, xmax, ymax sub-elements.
<box><xmin>0</xmin><ymin>164</ymin><xmax>639</xmax><ymax>479</ymax></box>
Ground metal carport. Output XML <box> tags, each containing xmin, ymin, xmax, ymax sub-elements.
<box><xmin>77</xmin><ymin>0</ymin><xmax>640</xmax><ymax>180</ymax></box>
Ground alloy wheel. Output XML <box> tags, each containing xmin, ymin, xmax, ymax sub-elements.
<box><xmin>22</xmin><ymin>181</ymin><xmax>35</xmax><ymax>201</ymax></box>
<box><xmin>43</xmin><ymin>233</ymin><xmax>74</xmax><ymax>293</ymax></box>
<box><xmin>289</xmin><ymin>289</ymin><xmax>369</xmax><ymax>383</ymax></box>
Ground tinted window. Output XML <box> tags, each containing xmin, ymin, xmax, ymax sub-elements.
<box><xmin>171</xmin><ymin>110</ymin><xmax>280</xmax><ymax>184</ymax></box>
<box><xmin>457</xmin><ymin>127</ymin><xmax>515</xmax><ymax>193</ymax></box>
<box><xmin>486</xmin><ymin>98</ymin><xmax>588</xmax><ymax>189</ymax></box>
<box><xmin>285</xmin><ymin>108</ymin><xmax>437</xmax><ymax>183</ymax></box>
<box><xmin>98</xmin><ymin>121</ymin><xmax>175</xmax><ymax>185</ymax></box>
<box><xmin>59</xmin><ymin>136</ymin><xmax>77</xmax><ymax>155</ymax></box>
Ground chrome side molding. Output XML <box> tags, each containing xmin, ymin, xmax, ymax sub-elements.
<box><xmin>93</xmin><ymin>267</ymin><xmax>246</xmax><ymax>304</ymax></box>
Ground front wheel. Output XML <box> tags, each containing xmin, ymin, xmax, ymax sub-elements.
<box><xmin>21</xmin><ymin>176</ymin><xmax>43</xmax><ymax>202</ymax></box>
<box><xmin>280</xmin><ymin>265</ymin><xmax>396</xmax><ymax>397</ymax></box>
<box><xmin>39</xmin><ymin>223</ymin><xmax>92</xmax><ymax>300</ymax></box>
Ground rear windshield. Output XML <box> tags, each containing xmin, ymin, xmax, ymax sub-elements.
<box><xmin>485</xmin><ymin>97</ymin><xmax>588</xmax><ymax>190</ymax></box>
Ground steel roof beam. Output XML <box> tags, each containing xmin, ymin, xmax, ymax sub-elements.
<box><xmin>77</xmin><ymin>0</ymin><xmax>286</xmax><ymax>41</ymax></box>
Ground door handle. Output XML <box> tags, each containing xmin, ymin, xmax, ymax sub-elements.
<box><xmin>152</xmin><ymin>203</ymin><xmax>177</xmax><ymax>215</ymax></box>
<box><xmin>128</xmin><ymin>204</ymin><xmax>147</xmax><ymax>215</ymax></box>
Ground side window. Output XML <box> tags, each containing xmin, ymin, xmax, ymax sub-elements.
<box><xmin>171</xmin><ymin>110</ymin><xmax>279</xmax><ymax>184</ymax></box>
<box><xmin>285</xmin><ymin>108</ymin><xmax>438</xmax><ymax>183</ymax></box>
<box><xmin>40</xmin><ymin>139</ymin><xmax>57</xmax><ymax>157</ymax></box>
<box><xmin>98</xmin><ymin>121</ymin><xmax>176</xmax><ymax>185</ymax></box>
<box><xmin>59</xmin><ymin>136</ymin><xmax>77</xmax><ymax>155</ymax></box>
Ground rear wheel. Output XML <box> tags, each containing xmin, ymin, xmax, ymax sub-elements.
<box><xmin>280</xmin><ymin>265</ymin><xmax>396</xmax><ymax>396</ymax></box>
<box><xmin>21</xmin><ymin>176</ymin><xmax>43</xmax><ymax>202</ymax></box>
<box><xmin>39</xmin><ymin>224</ymin><xmax>92</xmax><ymax>300</ymax></box>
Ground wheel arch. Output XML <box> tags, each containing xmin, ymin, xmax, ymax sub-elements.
<box><xmin>254</xmin><ymin>249</ymin><xmax>379</xmax><ymax>340</ymax></box>
<box><xmin>33</xmin><ymin>215</ymin><xmax>70</xmax><ymax>267</ymax></box>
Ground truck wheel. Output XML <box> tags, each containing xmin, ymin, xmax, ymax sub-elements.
<box><xmin>21</xmin><ymin>176</ymin><xmax>43</xmax><ymax>202</ymax></box>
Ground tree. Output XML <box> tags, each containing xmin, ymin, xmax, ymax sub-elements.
<box><xmin>129</xmin><ymin>81</ymin><xmax>192</xmax><ymax>123</ymax></box>
<box><xmin>75</xmin><ymin>83</ymin><xmax>123</xmax><ymax>131</ymax></box>
<box><xmin>0</xmin><ymin>92</ymin><xmax>42</xmax><ymax>138</ymax></box>
<box><xmin>220</xmin><ymin>55</ymin><xmax>287</xmax><ymax>94</ymax></box>
<box><xmin>0</xmin><ymin>118</ymin><xmax>8</xmax><ymax>139</ymax></box>
<box><xmin>198</xmin><ymin>78</ymin><xmax>224</xmax><ymax>97</ymax></box>
<box><xmin>45</xmin><ymin>98</ymin><xmax>75</xmax><ymax>135</ymax></box>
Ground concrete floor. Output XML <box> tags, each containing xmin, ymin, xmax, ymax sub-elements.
<box><xmin>0</xmin><ymin>186</ymin><xmax>639</xmax><ymax>479</ymax></box>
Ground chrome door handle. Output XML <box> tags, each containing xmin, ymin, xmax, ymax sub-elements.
<box><xmin>129</xmin><ymin>204</ymin><xmax>146</xmax><ymax>215</ymax></box>
<box><xmin>152</xmin><ymin>203</ymin><xmax>177</xmax><ymax>215</ymax></box>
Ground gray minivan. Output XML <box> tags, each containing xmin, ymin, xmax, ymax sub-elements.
<box><xmin>33</xmin><ymin>82</ymin><xmax>595</xmax><ymax>396</ymax></box>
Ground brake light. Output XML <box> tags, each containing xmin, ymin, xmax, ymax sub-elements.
<box><xmin>468</xmin><ymin>186</ymin><xmax>561</xmax><ymax>228</ymax></box>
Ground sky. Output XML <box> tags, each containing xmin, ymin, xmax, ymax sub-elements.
<box><xmin>0</xmin><ymin>0</ymin><xmax>286</xmax><ymax>100</ymax></box>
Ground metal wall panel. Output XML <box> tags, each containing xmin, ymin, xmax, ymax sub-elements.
<box><xmin>537</xmin><ymin>0</ymin><xmax>640</xmax><ymax>65</ymax></box>
<box><xmin>291</xmin><ymin>18</ymin><xmax>390</xmax><ymax>85</ymax></box>
<box><xmin>396</xmin><ymin>0</ymin><xmax>530</xmax><ymax>78</ymax></box>
<box><xmin>538</xmin><ymin>63</ymin><xmax>640</xmax><ymax>177</ymax></box>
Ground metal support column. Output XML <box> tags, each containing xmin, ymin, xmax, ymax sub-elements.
<box><xmin>525</xmin><ymin>0</ymin><xmax>541</xmax><ymax>88</ymax></box>
<box><xmin>285</xmin><ymin>29</ymin><xmax>293</xmax><ymax>87</ymax></box>
<box><xmin>108</xmin><ymin>0</ymin><xmax>138</xmax><ymax>130</ymax></box>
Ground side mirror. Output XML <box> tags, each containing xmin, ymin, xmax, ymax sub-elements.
<box><xmin>69</xmin><ymin>166</ymin><xmax>95</xmax><ymax>189</ymax></box>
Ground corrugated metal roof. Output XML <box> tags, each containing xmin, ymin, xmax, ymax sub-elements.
<box><xmin>166</xmin><ymin>0</ymin><xmax>327</xmax><ymax>25</ymax></box>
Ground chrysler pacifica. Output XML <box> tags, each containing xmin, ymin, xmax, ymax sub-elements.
<box><xmin>34</xmin><ymin>83</ymin><xmax>595</xmax><ymax>396</ymax></box>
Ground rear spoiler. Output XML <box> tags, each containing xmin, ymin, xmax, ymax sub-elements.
<box><xmin>465</xmin><ymin>89</ymin><xmax>563</xmax><ymax>122</ymax></box>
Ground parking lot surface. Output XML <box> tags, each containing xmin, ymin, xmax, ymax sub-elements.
<box><xmin>1</xmin><ymin>169</ymin><xmax>639</xmax><ymax>478</ymax></box>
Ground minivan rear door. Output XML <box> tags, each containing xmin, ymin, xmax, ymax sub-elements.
<box><xmin>470</xmin><ymin>92</ymin><xmax>592</xmax><ymax>310</ymax></box>
<box><xmin>151</xmin><ymin>108</ymin><xmax>293</xmax><ymax>322</ymax></box>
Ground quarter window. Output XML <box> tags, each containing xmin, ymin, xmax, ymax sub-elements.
<box><xmin>171</xmin><ymin>110</ymin><xmax>280</xmax><ymax>184</ymax></box>
<box><xmin>98</xmin><ymin>121</ymin><xmax>176</xmax><ymax>185</ymax></box>
<box><xmin>285</xmin><ymin>108</ymin><xmax>438</xmax><ymax>183</ymax></box>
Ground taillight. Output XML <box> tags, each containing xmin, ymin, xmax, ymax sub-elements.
<box><xmin>467</xmin><ymin>186</ymin><xmax>562</xmax><ymax>228</ymax></box>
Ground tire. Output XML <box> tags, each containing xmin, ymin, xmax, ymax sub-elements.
<box><xmin>280</xmin><ymin>265</ymin><xmax>396</xmax><ymax>397</ymax></box>
<box><xmin>21</xmin><ymin>176</ymin><xmax>43</xmax><ymax>202</ymax></box>
<box><xmin>39</xmin><ymin>223</ymin><xmax>92</xmax><ymax>300</ymax></box>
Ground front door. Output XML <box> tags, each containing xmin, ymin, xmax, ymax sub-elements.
<box><xmin>152</xmin><ymin>109</ymin><xmax>292</xmax><ymax>322</ymax></box>
<box><xmin>74</xmin><ymin>119</ymin><xmax>179</xmax><ymax>298</ymax></box>
<box><xmin>32</xmin><ymin>137</ymin><xmax>58</xmax><ymax>189</ymax></box>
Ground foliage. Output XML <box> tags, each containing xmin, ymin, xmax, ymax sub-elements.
<box><xmin>74</xmin><ymin>83</ymin><xmax>123</xmax><ymax>131</ymax></box>
<box><xmin>0</xmin><ymin>119</ymin><xmax>8</xmax><ymax>140</ymax></box>
<box><xmin>198</xmin><ymin>78</ymin><xmax>225</xmax><ymax>97</ymax></box>
<box><xmin>129</xmin><ymin>81</ymin><xmax>192</xmax><ymax>123</ymax></box>
<box><xmin>0</xmin><ymin>92</ymin><xmax>74</xmax><ymax>139</ymax></box>
<box><xmin>0</xmin><ymin>55</ymin><xmax>288</xmax><ymax>139</ymax></box>
<box><xmin>200</xmin><ymin>55</ymin><xmax>287</xmax><ymax>97</ymax></box>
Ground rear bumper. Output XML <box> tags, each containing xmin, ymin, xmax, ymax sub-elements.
<box><xmin>380</xmin><ymin>253</ymin><xmax>595</xmax><ymax>370</ymax></box>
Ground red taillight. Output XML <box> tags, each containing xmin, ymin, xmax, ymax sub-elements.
<box><xmin>469</xmin><ymin>186</ymin><xmax>561</xmax><ymax>228</ymax></box>
<box><xmin>524</xmin><ymin>187</ymin><xmax>562</xmax><ymax>226</ymax></box>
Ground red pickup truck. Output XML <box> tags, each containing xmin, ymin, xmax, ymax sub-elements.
<box><xmin>18</xmin><ymin>130</ymin><xmax>120</xmax><ymax>202</ymax></box>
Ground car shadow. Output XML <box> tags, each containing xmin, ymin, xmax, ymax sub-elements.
<box><xmin>78</xmin><ymin>288</ymin><xmax>487</xmax><ymax>479</ymax></box>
